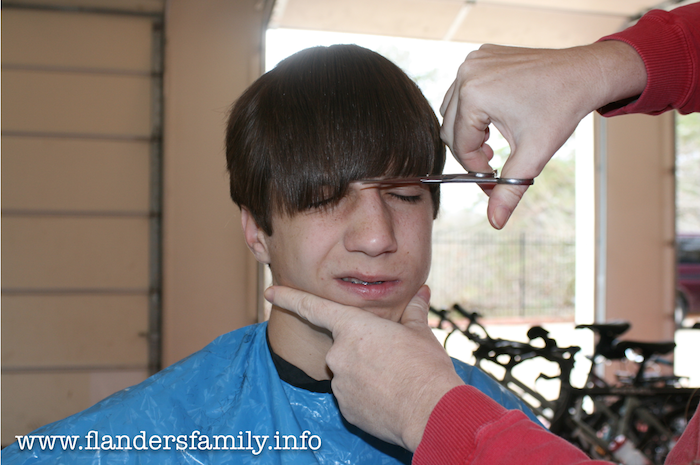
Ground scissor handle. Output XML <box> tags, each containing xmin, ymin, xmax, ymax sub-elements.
<box><xmin>466</xmin><ymin>170</ymin><xmax>497</xmax><ymax>179</ymax></box>
<box><xmin>439</xmin><ymin>172</ymin><xmax>534</xmax><ymax>185</ymax></box>
<box><xmin>466</xmin><ymin>171</ymin><xmax>533</xmax><ymax>185</ymax></box>
<box><xmin>496</xmin><ymin>178</ymin><xmax>534</xmax><ymax>186</ymax></box>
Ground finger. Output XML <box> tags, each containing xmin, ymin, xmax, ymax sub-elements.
<box><xmin>440</xmin><ymin>79</ymin><xmax>456</xmax><ymax>117</ymax></box>
<box><xmin>399</xmin><ymin>285</ymin><xmax>431</xmax><ymax>327</ymax></box>
<box><xmin>440</xmin><ymin>84</ymin><xmax>491</xmax><ymax>169</ymax></box>
<box><xmin>450</xmin><ymin>106</ymin><xmax>493</xmax><ymax>172</ymax></box>
<box><xmin>264</xmin><ymin>286</ymin><xmax>360</xmax><ymax>335</ymax></box>
<box><xmin>453</xmin><ymin>144</ymin><xmax>495</xmax><ymax>174</ymax></box>
<box><xmin>439</xmin><ymin>90</ymin><xmax>458</xmax><ymax>149</ymax></box>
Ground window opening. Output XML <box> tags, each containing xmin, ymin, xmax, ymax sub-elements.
<box><xmin>264</xmin><ymin>27</ymin><xmax>579</xmax><ymax>322</ymax></box>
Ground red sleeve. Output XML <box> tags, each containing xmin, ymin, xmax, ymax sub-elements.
<box><xmin>412</xmin><ymin>385</ymin><xmax>611</xmax><ymax>465</ymax></box>
<box><xmin>664</xmin><ymin>408</ymin><xmax>700</xmax><ymax>465</ymax></box>
<box><xmin>598</xmin><ymin>3</ymin><xmax>700</xmax><ymax>116</ymax></box>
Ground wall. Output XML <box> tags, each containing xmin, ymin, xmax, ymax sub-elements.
<box><xmin>1</xmin><ymin>3</ymin><xmax>160</xmax><ymax>445</ymax></box>
<box><xmin>1</xmin><ymin>0</ymin><xmax>266</xmax><ymax>444</ymax></box>
<box><xmin>600</xmin><ymin>112</ymin><xmax>677</xmax><ymax>341</ymax></box>
<box><xmin>160</xmin><ymin>0</ymin><xmax>263</xmax><ymax>366</ymax></box>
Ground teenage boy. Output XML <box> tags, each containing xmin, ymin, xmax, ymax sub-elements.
<box><xmin>2</xmin><ymin>44</ymin><xmax>539</xmax><ymax>465</ymax></box>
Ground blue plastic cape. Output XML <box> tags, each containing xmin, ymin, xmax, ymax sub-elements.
<box><xmin>3</xmin><ymin>322</ymin><xmax>540</xmax><ymax>464</ymax></box>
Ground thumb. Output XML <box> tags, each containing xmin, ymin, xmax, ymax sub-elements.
<box><xmin>399</xmin><ymin>285</ymin><xmax>431</xmax><ymax>329</ymax></box>
<box><xmin>486</xmin><ymin>184</ymin><xmax>529</xmax><ymax>229</ymax></box>
<box><xmin>485</xmin><ymin>137</ymin><xmax>542</xmax><ymax>229</ymax></box>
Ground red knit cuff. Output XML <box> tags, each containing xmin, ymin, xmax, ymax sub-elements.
<box><xmin>598</xmin><ymin>9</ymin><xmax>695</xmax><ymax>116</ymax></box>
<box><xmin>413</xmin><ymin>385</ymin><xmax>507</xmax><ymax>465</ymax></box>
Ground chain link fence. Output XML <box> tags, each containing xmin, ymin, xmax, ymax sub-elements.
<box><xmin>428</xmin><ymin>231</ymin><xmax>575</xmax><ymax>318</ymax></box>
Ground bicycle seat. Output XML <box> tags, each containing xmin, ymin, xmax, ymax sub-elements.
<box><xmin>576</xmin><ymin>322</ymin><xmax>631</xmax><ymax>360</ymax></box>
<box><xmin>575</xmin><ymin>322</ymin><xmax>631</xmax><ymax>338</ymax></box>
<box><xmin>616</xmin><ymin>340</ymin><xmax>676</xmax><ymax>357</ymax></box>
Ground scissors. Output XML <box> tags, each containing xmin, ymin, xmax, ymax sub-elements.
<box><xmin>361</xmin><ymin>171</ymin><xmax>534</xmax><ymax>186</ymax></box>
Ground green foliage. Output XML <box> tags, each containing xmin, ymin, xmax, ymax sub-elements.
<box><xmin>676</xmin><ymin>113</ymin><xmax>700</xmax><ymax>233</ymax></box>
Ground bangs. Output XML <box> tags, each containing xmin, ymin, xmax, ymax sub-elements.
<box><xmin>271</xmin><ymin>45</ymin><xmax>444</xmax><ymax>217</ymax></box>
<box><xmin>227</xmin><ymin>44</ymin><xmax>445</xmax><ymax>235</ymax></box>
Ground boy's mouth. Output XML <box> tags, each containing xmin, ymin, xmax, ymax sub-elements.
<box><xmin>335</xmin><ymin>275</ymin><xmax>401</xmax><ymax>302</ymax></box>
<box><xmin>341</xmin><ymin>277</ymin><xmax>384</xmax><ymax>285</ymax></box>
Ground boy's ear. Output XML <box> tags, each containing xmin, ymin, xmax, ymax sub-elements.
<box><xmin>240</xmin><ymin>208</ymin><xmax>271</xmax><ymax>264</ymax></box>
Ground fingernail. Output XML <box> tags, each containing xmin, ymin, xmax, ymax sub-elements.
<box><xmin>491</xmin><ymin>206</ymin><xmax>511</xmax><ymax>230</ymax></box>
<box><xmin>264</xmin><ymin>287</ymin><xmax>275</xmax><ymax>303</ymax></box>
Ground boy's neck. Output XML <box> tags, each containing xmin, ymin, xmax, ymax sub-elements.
<box><xmin>267</xmin><ymin>306</ymin><xmax>334</xmax><ymax>381</ymax></box>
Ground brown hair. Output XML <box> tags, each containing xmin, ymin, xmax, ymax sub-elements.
<box><xmin>226</xmin><ymin>44</ymin><xmax>445</xmax><ymax>235</ymax></box>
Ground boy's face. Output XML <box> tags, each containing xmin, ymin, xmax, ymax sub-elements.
<box><xmin>245</xmin><ymin>182</ymin><xmax>433</xmax><ymax>321</ymax></box>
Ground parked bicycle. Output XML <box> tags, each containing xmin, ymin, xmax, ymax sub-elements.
<box><xmin>429</xmin><ymin>305</ymin><xmax>699</xmax><ymax>464</ymax></box>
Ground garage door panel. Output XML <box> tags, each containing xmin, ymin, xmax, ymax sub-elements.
<box><xmin>1</xmin><ymin>137</ymin><xmax>150</xmax><ymax>212</ymax></box>
<box><xmin>2</xmin><ymin>70</ymin><xmax>152</xmax><ymax>137</ymax></box>
<box><xmin>1</xmin><ymin>3</ymin><xmax>161</xmax><ymax>449</ymax></box>
<box><xmin>1</xmin><ymin>9</ymin><xmax>153</xmax><ymax>72</ymax></box>
<box><xmin>2</xmin><ymin>294</ymin><xmax>149</xmax><ymax>367</ymax></box>
<box><xmin>1</xmin><ymin>217</ymin><xmax>150</xmax><ymax>289</ymax></box>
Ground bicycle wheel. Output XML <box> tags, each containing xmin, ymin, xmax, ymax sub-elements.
<box><xmin>631</xmin><ymin>394</ymin><xmax>698</xmax><ymax>465</ymax></box>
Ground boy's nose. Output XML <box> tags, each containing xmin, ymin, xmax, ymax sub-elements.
<box><xmin>343</xmin><ymin>189</ymin><xmax>398</xmax><ymax>256</ymax></box>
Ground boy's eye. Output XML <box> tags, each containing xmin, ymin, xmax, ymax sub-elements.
<box><xmin>307</xmin><ymin>198</ymin><xmax>334</xmax><ymax>210</ymax></box>
<box><xmin>386</xmin><ymin>186</ymin><xmax>426</xmax><ymax>203</ymax></box>
<box><xmin>389</xmin><ymin>193</ymin><xmax>422</xmax><ymax>203</ymax></box>
<box><xmin>306</xmin><ymin>185</ymin><xmax>338</xmax><ymax>210</ymax></box>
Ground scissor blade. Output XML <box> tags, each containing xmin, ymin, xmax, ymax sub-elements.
<box><xmin>359</xmin><ymin>172</ymin><xmax>533</xmax><ymax>186</ymax></box>
<box><xmin>360</xmin><ymin>172</ymin><xmax>495</xmax><ymax>185</ymax></box>
<box><xmin>423</xmin><ymin>173</ymin><xmax>497</xmax><ymax>184</ymax></box>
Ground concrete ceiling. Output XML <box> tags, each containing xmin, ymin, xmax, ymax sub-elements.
<box><xmin>269</xmin><ymin>0</ymin><xmax>694</xmax><ymax>48</ymax></box>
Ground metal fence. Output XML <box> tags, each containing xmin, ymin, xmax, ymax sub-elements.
<box><xmin>428</xmin><ymin>231</ymin><xmax>575</xmax><ymax>318</ymax></box>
